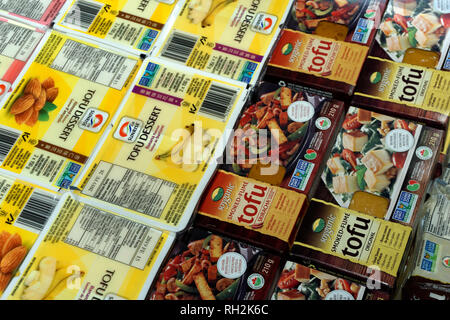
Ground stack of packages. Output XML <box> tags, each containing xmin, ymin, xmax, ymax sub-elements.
<box><xmin>0</xmin><ymin>0</ymin><xmax>447</xmax><ymax>301</ymax></box>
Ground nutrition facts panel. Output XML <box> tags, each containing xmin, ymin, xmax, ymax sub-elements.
<box><xmin>64</xmin><ymin>205</ymin><xmax>162</xmax><ymax>270</ymax></box>
<box><xmin>425</xmin><ymin>194</ymin><xmax>450</xmax><ymax>240</ymax></box>
<box><xmin>50</xmin><ymin>39</ymin><xmax>137</xmax><ymax>90</ymax></box>
<box><xmin>0</xmin><ymin>0</ymin><xmax>51</xmax><ymax>20</ymax></box>
<box><xmin>82</xmin><ymin>161</ymin><xmax>177</xmax><ymax>218</ymax></box>
<box><xmin>0</xmin><ymin>21</ymin><xmax>43</xmax><ymax>61</ymax></box>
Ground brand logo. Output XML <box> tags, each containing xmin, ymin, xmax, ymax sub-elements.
<box><xmin>119</xmin><ymin>122</ymin><xmax>132</xmax><ymax>137</ymax></box>
<box><xmin>407</xmin><ymin>180</ymin><xmax>420</xmax><ymax>192</ymax></box>
<box><xmin>113</xmin><ymin>117</ymin><xmax>143</xmax><ymax>143</ymax></box>
<box><xmin>443</xmin><ymin>256</ymin><xmax>450</xmax><ymax>268</ymax></box>
<box><xmin>247</xmin><ymin>273</ymin><xmax>265</xmax><ymax>290</ymax></box>
<box><xmin>364</xmin><ymin>10</ymin><xmax>376</xmax><ymax>19</ymax></box>
<box><xmin>304</xmin><ymin>149</ymin><xmax>317</xmax><ymax>161</ymax></box>
<box><xmin>315</xmin><ymin>117</ymin><xmax>331</xmax><ymax>130</ymax></box>
<box><xmin>262</xmin><ymin>17</ymin><xmax>273</xmax><ymax>30</ymax></box>
<box><xmin>416</xmin><ymin>146</ymin><xmax>433</xmax><ymax>160</ymax></box>
<box><xmin>78</xmin><ymin>108</ymin><xmax>108</xmax><ymax>133</ymax></box>
<box><xmin>281</xmin><ymin>43</ymin><xmax>293</xmax><ymax>55</ymax></box>
<box><xmin>211</xmin><ymin>187</ymin><xmax>224</xmax><ymax>202</ymax></box>
<box><xmin>312</xmin><ymin>218</ymin><xmax>325</xmax><ymax>233</ymax></box>
<box><xmin>370</xmin><ymin>72</ymin><xmax>382</xmax><ymax>84</ymax></box>
<box><xmin>251</xmin><ymin>13</ymin><xmax>277</xmax><ymax>34</ymax></box>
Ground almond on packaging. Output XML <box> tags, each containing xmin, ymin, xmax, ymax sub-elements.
<box><xmin>0</xmin><ymin>245</ymin><xmax>27</xmax><ymax>274</ymax></box>
<box><xmin>1</xmin><ymin>233</ymin><xmax>22</xmax><ymax>258</ymax></box>
<box><xmin>46</xmin><ymin>87</ymin><xmax>58</xmax><ymax>102</ymax></box>
<box><xmin>14</xmin><ymin>107</ymin><xmax>34</xmax><ymax>125</ymax></box>
<box><xmin>41</xmin><ymin>77</ymin><xmax>55</xmax><ymax>89</ymax></box>
<box><xmin>24</xmin><ymin>78</ymin><xmax>41</xmax><ymax>99</ymax></box>
<box><xmin>9</xmin><ymin>94</ymin><xmax>35</xmax><ymax>115</ymax></box>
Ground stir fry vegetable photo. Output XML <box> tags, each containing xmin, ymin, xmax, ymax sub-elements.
<box><xmin>322</xmin><ymin>107</ymin><xmax>419</xmax><ymax>207</ymax></box>
<box><xmin>224</xmin><ymin>83</ymin><xmax>327</xmax><ymax>178</ymax></box>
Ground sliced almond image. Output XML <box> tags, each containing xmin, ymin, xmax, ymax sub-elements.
<box><xmin>0</xmin><ymin>272</ymin><xmax>12</xmax><ymax>292</ymax></box>
<box><xmin>46</xmin><ymin>87</ymin><xmax>58</xmax><ymax>103</ymax></box>
<box><xmin>0</xmin><ymin>245</ymin><xmax>27</xmax><ymax>273</ymax></box>
<box><xmin>15</xmin><ymin>107</ymin><xmax>34</xmax><ymax>125</ymax></box>
<box><xmin>9</xmin><ymin>94</ymin><xmax>35</xmax><ymax>115</ymax></box>
<box><xmin>41</xmin><ymin>77</ymin><xmax>55</xmax><ymax>89</ymax></box>
<box><xmin>25</xmin><ymin>109</ymin><xmax>39</xmax><ymax>127</ymax></box>
<box><xmin>1</xmin><ymin>233</ymin><xmax>22</xmax><ymax>258</ymax></box>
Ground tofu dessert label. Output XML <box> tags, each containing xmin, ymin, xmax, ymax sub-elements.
<box><xmin>3</xmin><ymin>193</ymin><xmax>174</xmax><ymax>300</ymax></box>
<box><xmin>76</xmin><ymin>59</ymin><xmax>247</xmax><ymax>232</ymax></box>
<box><xmin>156</xmin><ymin>0</ymin><xmax>293</xmax><ymax>84</ymax></box>
<box><xmin>0</xmin><ymin>31</ymin><xmax>141</xmax><ymax>190</ymax></box>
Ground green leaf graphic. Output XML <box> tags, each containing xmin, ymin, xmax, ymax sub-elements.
<box><xmin>38</xmin><ymin>109</ymin><xmax>49</xmax><ymax>121</ymax></box>
<box><xmin>43</xmin><ymin>102</ymin><xmax>57</xmax><ymax>112</ymax></box>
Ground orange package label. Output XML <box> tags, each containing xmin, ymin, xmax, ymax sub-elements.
<box><xmin>269</xmin><ymin>29</ymin><xmax>369</xmax><ymax>86</ymax></box>
<box><xmin>198</xmin><ymin>170</ymin><xmax>306</xmax><ymax>242</ymax></box>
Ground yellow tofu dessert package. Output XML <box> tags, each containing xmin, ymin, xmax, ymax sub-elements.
<box><xmin>2</xmin><ymin>192</ymin><xmax>175</xmax><ymax>300</ymax></box>
<box><xmin>154</xmin><ymin>0</ymin><xmax>295</xmax><ymax>84</ymax></box>
<box><xmin>0</xmin><ymin>170</ymin><xmax>60</xmax><ymax>295</ymax></box>
<box><xmin>0</xmin><ymin>30</ymin><xmax>142</xmax><ymax>191</ymax></box>
<box><xmin>55</xmin><ymin>0</ymin><xmax>184</xmax><ymax>56</ymax></box>
<box><xmin>74</xmin><ymin>57</ymin><xmax>249</xmax><ymax>232</ymax></box>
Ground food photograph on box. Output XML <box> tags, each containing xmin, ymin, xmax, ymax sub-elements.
<box><xmin>0</xmin><ymin>0</ymin><xmax>447</xmax><ymax>305</ymax></box>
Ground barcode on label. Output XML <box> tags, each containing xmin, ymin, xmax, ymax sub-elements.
<box><xmin>0</xmin><ymin>126</ymin><xmax>20</xmax><ymax>165</ymax></box>
<box><xmin>198</xmin><ymin>84</ymin><xmax>238</xmax><ymax>122</ymax></box>
<box><xmin>15</xmin><ymin>190</ymin><xmax>58</xmax><ymax>233</ymax></box>
<box><xmin>161</xmin><ymin>31</ymin><xmax>198</xmax><ymax>64</ymax></box>
<box><xmin>63</xmin><ymin>0</ymin><xmax>103</xmax><ymax>31</ymax></box>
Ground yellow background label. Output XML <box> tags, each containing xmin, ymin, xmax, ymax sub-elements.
<box><xmin>0</xmin><ymin>31</ymin><xmax>140</xmax><ymax>188</ymax></box>
<box><xmin>7</xmin><ymin>196</ymin><xmax>169</xmax><ymax>300</ymax></box>
<box><xmin>78</xmin><ymin>61</ymin><xmax>245</xmax><ymax>228</ymax></box>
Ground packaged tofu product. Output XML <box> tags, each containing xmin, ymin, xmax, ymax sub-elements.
<box><xmin>55</xmin><ymin>0</ymin><xmax>183</xmax><ymax>56</ymax></box>
<box><xmin>0</xmin><ymin>17</ymin><xmax>47</xmax><ymax>105</ymax></box>
<box><xmin>153</xmin><ymin>0</ymin><xmax>294</xmax><ymax>84</ymax></box>
<box><xmin>147</xmin><ymin>227</ymin><xmax>281</xmax><ymax>300</ymax></box>
<box><xmin>271</xmin><ymin>260</ymin><xmax>391</xmax><ymax>300</ymax></box>
<box><xmin>220</xmin><ymin>76</ymin><xmax>345</xmax><ymax>194</ymax></box>
<box><xmin>0</xmin><ymin>30</ymin><xmax>141</xmax><ymax>191</ymax></box>
<box><xmin>285</xmin><ymin>0</ymin><xmax>388</xmax><ymax>47</ymax></box>
<box><xmin>376</xmin><ymin>0</ymin><xmax>450</xmax><ymax>70</ymax></box>
<box><xmin>353</xmin><ymin>56</ymin><xmax>449</xmax><ymax>130</ymax></box>
<box><xmin>2</xmin><ymin>192</ymin><xmax>175</xmax><ymax>300</ymax></box>
<box><xmin>402</xmin><ymin>164</ymin><xmax>450</xmax><ymax>300</ymax></box>
<box><xmin>75</xmin><ymin>58</ymin><xmax>248</xmax><ymax>232</ymax></box>
<box><xmin>265</xmin><ymin>29</ymin><xmax>369</xmax><ymax>99</ymax></box>
<box><xmin>320</xmin><ymin>106</ymin><xmax>443</xmax><ymax>227</ymax></box>
<box><xmin>0</xmin><ymin>171</ymin><xmax>59</xmax><ymax>295</ymax></box>
<box><xmin>0</xmin><ymin>0</ymin><xmax>67</xmax><ymax>28</ymax></box>
<box><xmin>195</xmin><ymin>170</ymin><xmax>308</xmax><ymax>253</ymax></box>
<box><xmin>291</xmin><ymin>199</ymin><xmax>412</xmax><ymax>291</ymax></box>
